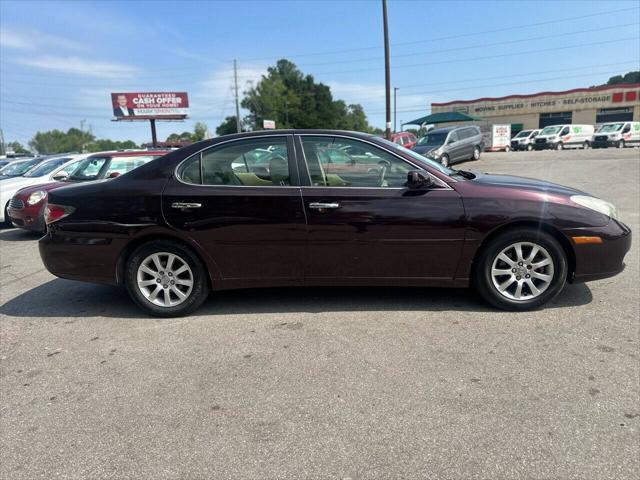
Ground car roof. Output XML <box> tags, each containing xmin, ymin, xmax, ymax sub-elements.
<box><xmin>87</xmin><ymin>150</ymin><xmax>168</xmax><ymax>158</ymax></box>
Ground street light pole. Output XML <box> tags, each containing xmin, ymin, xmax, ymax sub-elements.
<box><xmin>382</xmin><ymin>0</ymin><xmax>391</xmax><ymax>140</ymax></box>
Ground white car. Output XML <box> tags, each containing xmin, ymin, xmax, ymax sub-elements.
<box><xmin>0</xmin><ymin>154</ymin><xmax>89</xmax><ymax>225</ymax></box>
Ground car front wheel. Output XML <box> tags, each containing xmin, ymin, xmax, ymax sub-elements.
<box><xmin>618</xmin><ymin>140</ymin><xmax>625</xmax><ymax>149</ymax></box>
<box><xmin>440</xmin><ymin>154</ymin><xmax>450</xmax><ymax>167</ymax></box>
<box><xmin>125</xmin><ymin>240</ymin><xmax>209</xmax><ymax>317</ymax></box>
<box><xmin>474</xmin><ymin>228</ymin><xmax>567</xmax><ymax>311</ymax></box>
<box><xmin>472</xmin><ymin>146</ymin><xmax>481</xmax><ymax>160</ymax></box>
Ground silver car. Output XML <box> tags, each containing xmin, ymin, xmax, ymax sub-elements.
<box><xmin>413</xmin><ymin>126</ymin><xmax>484</xmax><ymax>167</ymax></box>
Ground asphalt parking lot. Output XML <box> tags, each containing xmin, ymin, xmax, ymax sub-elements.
<box><xmin>1</xmin><ymin>147</ymin><xmax>639</xmax><ymax>479</ymax></box>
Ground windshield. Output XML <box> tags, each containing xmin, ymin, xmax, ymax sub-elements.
<box><xmin>0</xmin><ymin>158</ymin><xmax>41</xmax><ymax>176</ymax></box>
<box><xmin>24</xmin><ymin>157</ymin><xmax>72</xmax><ymax>177</ymax></box>
<box><xmin>540</xmin><ymin>126</ymin><xmax>562</xmax><ymax>135</ymax></box>
<box><xmin>416</xmin><ymin>132</ymin><xmax>448</xmax><ymax>146</ymax></box>
<box><xmin>375</xmin><ymin>136</ymin><xmax>455</xmax><ymax>176</ymax></box>
<box><xmin>515</xmin><ymin>130</ymin><xmax>532</xmax><ymax>138</ymax></box>
<box><xmin>597</xmin><ymin>123</ymin><xmax>624</xmax><ymax>133</ymax></box>
<box><xmin>68</xmin><ymin>157</ymin><xmax>109</xmax><ymax>180</ymax></box>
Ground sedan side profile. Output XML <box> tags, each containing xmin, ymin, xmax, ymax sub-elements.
<box><xmin>39</xmin><ymin>130</ymin><xmax>631</xmax><ymax>317</ymax></box>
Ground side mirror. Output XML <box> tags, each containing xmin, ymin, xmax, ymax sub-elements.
<box><xmin>406</xmin><ymin>171</ymin><xmax>432</xmax><ymax>189</ymax></box>
<box><xmin>447</xmin><ymin>138</ymin><xmax>455</xmax><ymax>144</ymax></box>
<box><xmin>622</xmin><ymin>126</ymin><xmax>630</xmax><ymax>133</ymax></box>
<box><xmin>52</xmin><ymin>171</ymin><xmax>69</xmax><ymax>181</ymax></box>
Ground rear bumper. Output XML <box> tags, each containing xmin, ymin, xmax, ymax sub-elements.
<box><xmin>39</xmin><ymin>231</ymin><xmax>124</xmax><ymax>286</ymax></box>
<box><xmin>565</xmin><ymin>220</ymin><xmax>632</xmax><ymax>283</ymax></box>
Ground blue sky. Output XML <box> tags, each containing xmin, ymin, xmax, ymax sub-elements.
<box><xmin>1</xmin><ymin>0</ymin><xmax>639</xmax><ymax>146</ymax></box>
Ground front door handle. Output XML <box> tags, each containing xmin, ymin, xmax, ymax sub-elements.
<box><xmin>171</xmin><ymin>202</ymin><xmax>202</xmax><ymax>209</ymax></box>
<box><xmin>308</xmin><ymin>202</ymin><xmax>340</xmax><ymax>210</ymax></box>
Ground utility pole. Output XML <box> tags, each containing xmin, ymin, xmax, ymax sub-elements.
<box><xmin>0</xmin><ymin>128</ymin><xmax>5</xmax><ymax>155</ymax></box>
<box><xmin>393</xmin><ymin>87</ymin><xmax>398</xmax><ymax>133</ymax></box>
<box><xmin>80</xmin><ymin>119</ymin><xmax>86</xmax><ymax>132</ymax></box>
<box><xmin>234</xmin><ymin>59</ymin><xmax>241</xmax><ymax>133</ymax></box>
<box><xmin>382</xmin><ymin>0</ymin><xmax>391</xmax><ymax>140</ymax></box>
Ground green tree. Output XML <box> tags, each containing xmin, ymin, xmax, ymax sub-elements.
<box><xmin>86</xmin><ymin>139</ymin><xmax>138</xmax><ymax>152</ymax></box>
<box><xmin>165</xmin><ymin>122</ymin><xmax>209</xmax><ymax>143</ymax></box>
<box><xmin>241</xmin><ymin>59</ymin><xmax>375</xmax><ymax>132</ymax></box>
<box><xmin>215</xmin><ymin>116</ymin><xmax>252</xmax><ymax>136</ymax></box>
<box><xmin>6</xmin><ymin>141</ymin><xmax>29</xmax><ymax>154</ymax></box>
<box><xmin>29</xmin><ymin>128</ymin><xmax>95</xmax><ymax>154</ymax></box>
<box><xmin>193</xmin><ymin>121</ymin><xmax>208</xmax><ymax>141</ymax></box>
<box><xmin>606</xmin><ymin>71</ymin><xmax>639</xmax><ymax>85</ymax></box>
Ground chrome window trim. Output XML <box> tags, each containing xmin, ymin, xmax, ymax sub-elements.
<box><xmin>174</xmin><ymin>134</ymin><xmax>299</xmax><ymax>189</ymax></box>
<box><xmin>296</xmin><ymin>132</ymin><xmax>454</xmax><ymax>190</ymax></box>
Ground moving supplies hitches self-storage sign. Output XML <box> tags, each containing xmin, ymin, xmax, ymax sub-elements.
<box><xmin>111</xmin><ymin>92</ymin><xmax>189</xmax><ymax>119</ymax></box>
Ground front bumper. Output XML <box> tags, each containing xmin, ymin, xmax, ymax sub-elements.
<box><xmin>565</xmin><ymin>220</ymin><xmax>632</xmax><ymax>283</ymax></box>
<box><xmin>8</xmin><ymin>202</ymin><xmax>45</xmax><ymax>232</ymax></box>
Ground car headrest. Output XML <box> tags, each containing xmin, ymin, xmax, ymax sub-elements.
<box><xmin>269</xmin><ymin>156</ymin><xmax>289</xmax><ymax>185</ymax></box>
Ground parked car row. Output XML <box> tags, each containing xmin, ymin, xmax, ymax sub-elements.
<box><xmin>508</xmin><ymin>121</ymin><xmax>640</xmax><ymax>152</ymax></box>
<box><xmin>1</xmin><ymin>150</ymin><xmax>167</xmax><ymax>233</ymax></box>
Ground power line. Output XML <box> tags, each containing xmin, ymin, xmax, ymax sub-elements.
<box><xmin>235</xmin><ymin>6</ymin><xmax>640</xmax><ymax>62</ymax></box>
<box><xmin>309</xmin><ymin>36</ymin><xmax>639</xmax><ymax>76</ymax></box>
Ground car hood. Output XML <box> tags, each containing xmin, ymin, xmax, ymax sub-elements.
<box><xmin>15</xmin><ymin>181</ymin><xmax>66</xmax><ymax>197</ymax></box>
<box><xmin>470</xmin><ymin>172</ymin><xmax>586</xmax><ymax>197</ymax></box>
<box><xmin>413</xmin><ymin>145</ymin><xmax>439</xmax><ymax>154</ymax></box>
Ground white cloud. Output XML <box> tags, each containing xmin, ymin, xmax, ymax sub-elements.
<box><xmin>169</xmin><ymin>47</ymin><xmax>216</xmax><ymax>65</ymax></box>
<box><xmin>0</xmin><ymin>27</ymin><xmax>85</xmax><ymax>51</ymax></box>
<box><xmin>14</xmin><ymin>56</ymin><xmax>140</xmax><ymax>78</ymax></box>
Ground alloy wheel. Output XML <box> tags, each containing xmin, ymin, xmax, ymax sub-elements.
<box><xmin>136</xmin><ymin>252</ymin><xmax>194</xmax><ymax>307</ymax></box>
<box><xmin>490</xmin><ymin>241</ymin><xmax>554</xmax><ymax>301</ymax></box>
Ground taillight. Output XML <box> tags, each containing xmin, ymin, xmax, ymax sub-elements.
<box><xmin>44</xmin><ymin>203</ymin><xmax>75</xmax><ymax>224</ymax></box>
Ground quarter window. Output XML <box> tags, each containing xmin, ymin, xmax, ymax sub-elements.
<box><xmin>300</xmin><ymin>136</ymin><xmax>413</xmax><ymax>188</ymax></box>
<box><xmin>178</xmin><ymin>138</ymin><xmax>291</xmax><ymax>186</ymax></box>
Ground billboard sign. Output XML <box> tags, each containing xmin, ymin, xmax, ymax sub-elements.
<box><xmin>111</xmin><ymin>92</ymin><xmax>189</xmax><ymax>119</ymax></box>
<box><xmin>263</xmin><ymin>119</ymin><xmax>276</xmax><ymax>129</ymax></box>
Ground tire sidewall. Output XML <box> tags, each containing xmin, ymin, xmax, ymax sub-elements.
<box><xmin>125</xmin><ymin>240</ymin><xmax>209</xmax><ymax>317</ymax></box>
<box><xmin>441</xmin><ymin>154</ymin><xmax>450</xmax><ymax>167</ymax></box>
<box><xmin>473</xmin><ymin>146</ymin><xmax>480</xmax><ymax>160</ymax></box>
<box><xmin>474</xmin><ymin>228</ymin><xmax>568</xmax><ymax>311</ymax></box>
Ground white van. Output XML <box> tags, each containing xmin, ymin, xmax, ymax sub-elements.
<box><xmin>592</xmin><ymin>121</ymin><xmax>640</xmax><ymax>149</ymax></box>
<box><xmin>533</xmin><ymin>124</ymin><xmax>595</xmax><ymax>150</ymax></box>
<box><xmin>510</xmin><ymin>129</ymin><xmax>540</xmax><ymax>151</ymax></box>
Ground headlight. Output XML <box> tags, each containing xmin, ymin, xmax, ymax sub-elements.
<box><xmin>27</xmin><ymin>190</ymin><xmax>47</xmax><ymax>206</ymax></box>
<box><xmin>609</xmin><ymin>133</ymin><xmax>620</xmax><ymax>139</ymax></box>
<box><xmin>570</xmin><ymin>195</ymin><xmax>619</xmax><ymax>220</ymax></box>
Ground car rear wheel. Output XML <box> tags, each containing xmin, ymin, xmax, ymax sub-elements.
<box><xmin>504</xmin><ymin>146</ymin><xmax>511</xmax><ymax>153</ymax></box>
<box><xmin>583</xmin><ymin>141</ymin><xmax>590</xmax><ymax>149</ymax></box>
<box><xmin>125</xmin><ymin>240</ymin><xmax>209</xmax><ymax>317</ymax></box>
<box><xmin>472</xmin><ymin>146</ymin><xmax>481</xmax><ymax>160</ymax></box>
<box><xmin>474</xmin><ymin>228</ymin><xmax>567</xmax><ymax>311</ymax></box>
<box><xmin>440</xmin><ymin>154</ymin><xmax>450</xmax><ymax>167</ymax></box>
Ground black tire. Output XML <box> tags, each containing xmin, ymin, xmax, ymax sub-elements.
<box><xmin>618</xmin><ymin>140</ymin><xmax>625</xmax><ymax>149</ymax></box>
<box><xmin>125</xmin><ymin>239</ymin><xmax>210</xmax><ymax>317</ymax></box>
<box><xmin>556</xmin><ymin>142</ymin><xmax>563</xmax><ymax>150</ymax></box>
<box><xmin>2</xmin><ymin>202</ymin><xmax>12</xmax><ymax>228</ymax></box>
<box><xmin>440</xmin><ymin>154</ymin><xmax>450</xmax><ymax>167</ymax></box>
<box><xmin>526</xmin><ymin>144</ymin><xmax>533</xmax><ymax>151</ymax></box>
<box><xmin>583</xmin><ymin>141</ymin><xmax>590</xmax><ymax>150</ymax></box>
<box><xmin>504</xmin><ymin>145</ymin><xmax>511</xmax><ymax>153</ymax></box>
<box><xmin>473</xmin><ymin>227</ymin><xmax>568</xmax><ymax>311</ymax></box>
<box><xmin>471</xmin><ymin>146</ymin><xmax>481</xmax><ymax>161</ymax></box>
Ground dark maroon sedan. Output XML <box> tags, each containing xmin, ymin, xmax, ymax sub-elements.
<box><xmin>39</xmin><ymin>130</ymin><xmax>631</xmax><ymax>317</ymax></box>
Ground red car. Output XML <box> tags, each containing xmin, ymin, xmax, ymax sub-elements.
<box><xmin>9</xmin><ymin>151</ymin><xmax>166</xmax><ymax>233</ymax></box>
<box><xmin>390</xmin><ymin>131</ymin><xmax>417</xmax><ymax>149</ymax></box>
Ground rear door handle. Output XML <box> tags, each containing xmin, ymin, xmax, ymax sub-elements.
<box><xmin>308</xmin><ymin>202</ymin><xmax>340</xmax><ymax>210</ymax></box>
<box><xmin>171</xmin><ymin>202</ymin><xmax>202</xmax><ymax>209</ymax></box>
